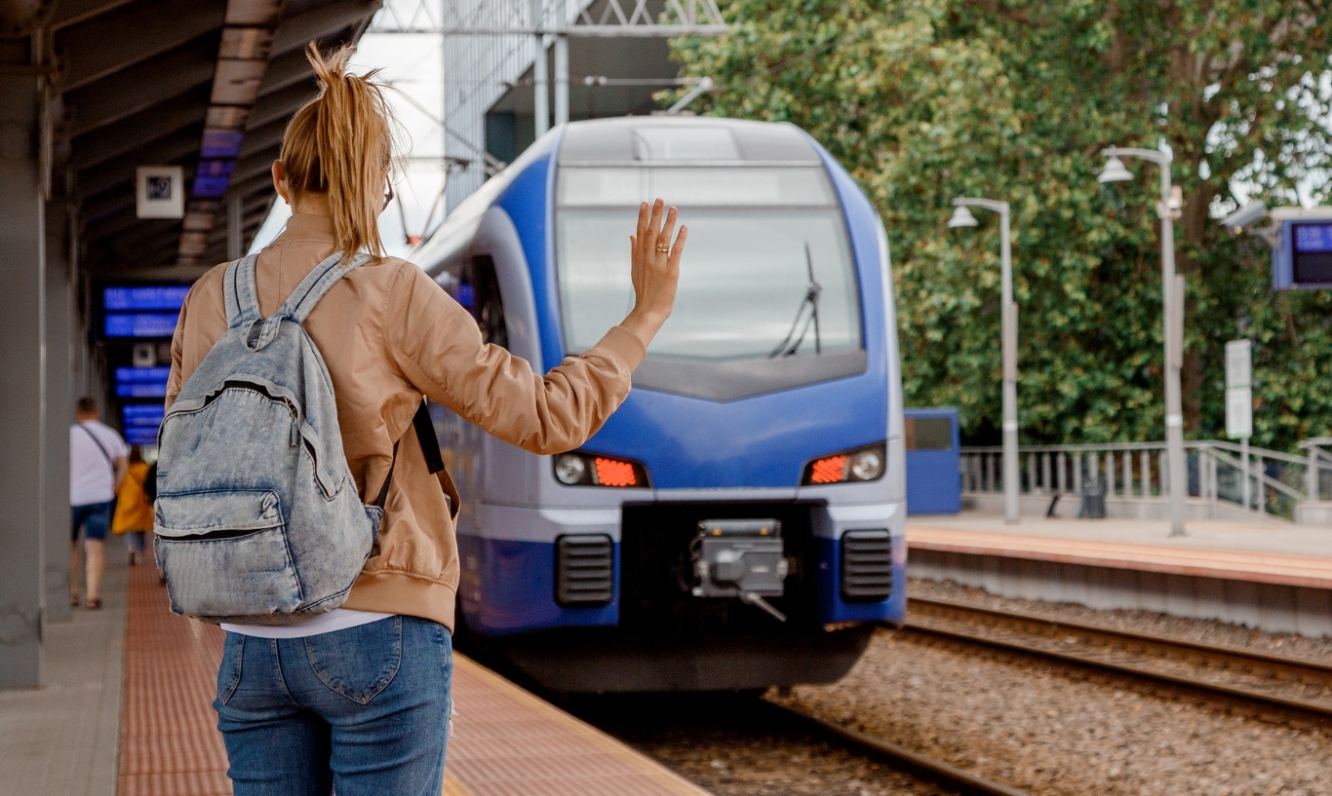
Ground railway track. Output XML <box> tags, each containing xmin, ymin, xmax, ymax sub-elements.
<box><xmin>905</xmin><ymin>596</ymin><xmax>1332</xmax><ymax>726</ymax></box>
<box><xmin>766</xmin><ymin>701</ymin><xmax>1034</xmax><ymax>796</ymax></box>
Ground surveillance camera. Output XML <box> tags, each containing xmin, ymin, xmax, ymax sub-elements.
<box><xmin>1219</xmin><ymin>201</ymin><xmax>1268</xmax><ymax>232</ymax></box>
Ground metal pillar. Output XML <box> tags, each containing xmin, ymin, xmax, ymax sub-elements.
<box><xmin>0</xmin><ymin>73</ymin><xmax>47</xmax><ymax>688</ymax></box>
<box><xmin>227</xmin><ymin>192</ymin><xmax>243</xmax><ymax>260</ymax></box>
<box><xmin>1242</xmin><ymin>437</ymin><xmax>1252</xmax><ymax>510</ymax></box>
<box><xmin>951</xmin><ymin>198</ymin><xmax>1019</xmax><ymax>523</ymax></box>
<box><xmin>1100</xmin><ymin>147</ymin><xmax>1187</xmax><ymax>536</ymax></box>
<box><xmin>553</xmin><ymin>34</ymin><xmax>569</xmax><ymax>126</ymax></box>
<box><xmin>43</xmin><ymin>201</ymin><xmax>72</xmax><ymax>623</ymax></box>
<box><xmin>531</xmin><ymin>0</ymin><xmax>549</xmax><ymax>137</ymax></box>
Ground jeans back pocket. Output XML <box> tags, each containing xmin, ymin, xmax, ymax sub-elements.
<box><xmin>303</xmin><ymin>616</ymin><xmax>403</xmax><ymax>705</ymax></box>
<box><xmin>216</xmin><ymin>634</ymin><xmax>246</xmax><ymax>706</ymax></box>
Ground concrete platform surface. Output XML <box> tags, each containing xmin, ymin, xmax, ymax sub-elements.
<box><xmin>910</xmin><ymin>512</ymin><xmax>1332</xmax><ymax>560</ymax></box>
<box><xmin>907</xmin><ymin>512</ymin><xmax>1332</xmax><ymax>635</ymax></box>
<box><xmin>0</xmin><ymin>551</ymin><xmax>127</xmax><ymax>796</ymax></box>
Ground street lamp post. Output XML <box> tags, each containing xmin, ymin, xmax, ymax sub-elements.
<box><xmin>1097</xmin><ymin>146</ymin><xmax>1187</xmax><ymax>537</ymax></box>
<box><xmin>949</xmin><ymin>198</ymin><xmax>1020</xmax><ymax>525</ymax></box>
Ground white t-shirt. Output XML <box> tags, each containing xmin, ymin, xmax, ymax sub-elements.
<box><xmin>222</xmin><ymin>609</ymin><xmax>395</xmax><ymax>638</ymax></box>
<box><xmin>70</xmin><ymin>421</ymin><xmax>128</xmax><ymax>506</ymax></box>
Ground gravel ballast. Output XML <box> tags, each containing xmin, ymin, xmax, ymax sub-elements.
<box><xmin>770</xmin><ymin>579</ymin><xmax>1332</xmax><ymax>796</ymax></box>
<box><xmin>566</xmin><ymin>692</ymin><xmax>953</xmax><ymax>796</ymax></box>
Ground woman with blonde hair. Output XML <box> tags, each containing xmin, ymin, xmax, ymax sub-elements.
<box><xmin>166</xmin><ymin>44</ymin><xmax>684</xmax><ymax>794</ymax></box>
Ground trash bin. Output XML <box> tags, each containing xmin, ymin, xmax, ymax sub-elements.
<box><xmin>1078</xmin><ymin>479</ymin><xmax>1106</xmax><ymax>519</ymax></box>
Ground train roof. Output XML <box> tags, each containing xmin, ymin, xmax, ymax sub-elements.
<box><xmin>557</xmin><ymin>117</ymin><xmax>822</xmax><ymax>165</ymax></box>
<box><xmin>412</xmin><ymin>117</ymin><xmax>822</xmax><ymax>276</ymax></box>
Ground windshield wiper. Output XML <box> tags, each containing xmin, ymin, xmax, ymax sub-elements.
<box><xmin>769</xmin><ymin>243</ymin><xmax>822</xmax><ymax>358</ymax></box>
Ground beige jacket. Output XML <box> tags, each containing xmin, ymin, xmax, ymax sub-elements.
<box><xmin>166</xmin><ymin>213</ymin><xmax>646</xmax><ymax>629</ymax></box>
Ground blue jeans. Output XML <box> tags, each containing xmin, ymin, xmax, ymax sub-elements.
<box><xmin>214</xmin><ymin>616</ymin><xmax>452</xmax><ymax>796</ymax></box>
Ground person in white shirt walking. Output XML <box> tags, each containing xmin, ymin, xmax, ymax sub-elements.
<box><xmin>70</xmin><ymin>397</ymin><xmax>128</xmax><ymax>609</ymax></box>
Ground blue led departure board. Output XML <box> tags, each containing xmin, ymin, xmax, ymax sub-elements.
<box><xmin>121</xmin><ymin>403</ymin><xmax>165</xmax><ymax>448</ymax></box>
<box><xmin>103</xmin><ymin>286</ymin><xmax>189</xmax><ymax>311</ymax></box>
<box><xmin>114</xmin><ymin>367</ymin><xmax>171</xmax><ymax>398</ymax></box>
<box><xmin>1294</xmin><ymin>221</ymin><xmax>1332</xmax><ymax>286</ymax></box>
<box><xmin>1275</xmin><ymin>220</ymin><xmax>1332</xmax><ymax>289</ymax></box>
<box><xmin>104</xmin><ymin>312</ymin><xmax>178</xmax><ymax>339</ymax></box>
<box><xmin>102</xmin><ymin>285</ymin><xmax>187</xmax><ymax>339</ymax></box>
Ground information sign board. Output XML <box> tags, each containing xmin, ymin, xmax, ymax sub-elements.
<box><xmin>1274</xmin><ymin>217</ymin><xmax>1332</xmax><ymax>289</ymax></box>
<box><xmin>115</xmin><ymin>366</ymin><xmax>170</xmax><ymax>398</ymax></box>
<box><xmin>1225</xmin><ymin>339</ymin><xmax>1252</xmax><ymax>439</ymax></box>
<box><xmin>121</xmin><ymin>403</ymin><xmax>165</xmax><ymax>448</ymax></box>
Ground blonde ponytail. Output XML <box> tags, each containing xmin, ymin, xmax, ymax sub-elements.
<box><xmin>280</xmin><ymin>43</ymin><xmax>396</xmax><ymax>260</ymax></box>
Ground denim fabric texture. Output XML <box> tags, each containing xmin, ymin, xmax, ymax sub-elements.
<box><xmin>71</xmin><ymin>500</ymin><xmax>114</xmax><ymax>542</ymax></box>
<box><xmin>215</xmin><ymin>616</ymin><xmax>452</xmax><ymax>796</ymax></box>
<box><xmin>155</xmin><ymin>252</ymin><xmax>383</xmax><ymax>624</ymax></box>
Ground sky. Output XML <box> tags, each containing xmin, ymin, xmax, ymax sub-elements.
<box><xmin>249</xmin><ymin>6</ymin><xmax>447</xmax><ymax>258</ymax></box>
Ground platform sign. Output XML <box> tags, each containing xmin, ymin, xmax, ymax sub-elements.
<box><xmin>1225</xmin><ymin>339</ymin><xmax>1252</xmax><ymax>439</ymax></box>
<box><xmin>1273</xmin><ymin>218</ymin><xmax>1332</xmax><ymax>289</ymax></box>
<box><xmin>136</xmin><ymin>166</ymin><xmax>184</xmax><ymax>219</ymax></box>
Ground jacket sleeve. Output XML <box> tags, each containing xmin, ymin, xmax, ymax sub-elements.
<box><xmin>386</xmin><ymin>262</ymin><xmax>647</xmax><ymax>456</ymax></box>
<box><xmin>164</xmin><ymin>285</ymin><xmax>194</xmax><ymax>412</ymax></box>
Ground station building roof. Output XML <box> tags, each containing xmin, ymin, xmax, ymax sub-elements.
<box><xmin>43</xmin><ymin>0</ymin><xmax>381</xmax><ymax>279</ymax></box>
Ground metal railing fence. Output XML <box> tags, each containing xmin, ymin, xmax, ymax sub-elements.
<box><xmin>960</xmin><ymin>439</ymin><xmax>1332</xmax><ymax>523</ymax></box>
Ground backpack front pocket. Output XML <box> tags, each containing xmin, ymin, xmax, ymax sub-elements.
<box><xmin>155</xmin><ymin>490</ymin><xmax>303</xmax><ymax>619</ymax></box>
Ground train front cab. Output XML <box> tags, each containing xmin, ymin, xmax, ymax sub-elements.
<box><xmin>420</xmin><ymin>118</ymin><xmax>906</xmax><ymax>692</ymax></box>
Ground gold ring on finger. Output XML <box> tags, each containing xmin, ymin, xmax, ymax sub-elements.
<box><xmin>655</xmin><ymin>244</ymin><xmax>670</xmax><ymax>252</ymax></box>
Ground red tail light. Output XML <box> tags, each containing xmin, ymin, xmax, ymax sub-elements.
<box><xmin>809</xmin><ymin>455</ymin><xmax>848</xmax><ymax>484</ymax></box>
<box><xmin>594</xmin><ymin>457</ymin><xmax>638</xmax><ymax>487</ymax></box>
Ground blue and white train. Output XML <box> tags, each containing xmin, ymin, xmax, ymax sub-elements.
<box><xmin>414</xmin><ymin>117</ymin><xmax>906</xmax><ymax>692</ymax></box>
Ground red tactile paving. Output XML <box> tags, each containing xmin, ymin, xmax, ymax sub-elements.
<box><xmin>118</xmin><ymin>558</ymin><xmax>231</xmax><ymax>796</ymax></box>
<box><xmin>908</xmin><ymin>525</ymin><xmax>1332</xmax><ymax>589</ymax></box>
<box><xmin>117</xmin><ymin>557</ymin><xmax>710</xmax><ymax>796</ymax></box>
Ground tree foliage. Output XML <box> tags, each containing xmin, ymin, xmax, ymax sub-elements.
<box><xmin>670</xmin><ymin>0</ymin><xmax>1332</xmax><ymax>448</ymax></box>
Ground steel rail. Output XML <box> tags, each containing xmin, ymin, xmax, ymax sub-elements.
<box><xmin>764</xmin><ymin>701</ymin><xmax>1034</xmax><ymax>796</ymax></box>
<box><xmin>906</xmin><ymin>597</ymin><xmax>1332</xmax><ymax>725</ymax></box>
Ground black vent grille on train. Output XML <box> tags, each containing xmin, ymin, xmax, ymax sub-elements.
<box><xmin>555</xmin><ymin>534</ymin><xmax>615</xmax><ymax>607</ymax></box>
<box><xmin>840</xmin><ymin>530</ymin><xmax>893</xmax><ymax>601</ymax></box>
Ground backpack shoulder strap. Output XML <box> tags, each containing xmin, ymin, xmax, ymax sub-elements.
<box><xmin>223</xmin><ymin>254</ymin><xmax>262</xmax><ymax>329</ymax></box>
<box><xmin>277</xmin><ymin>251</ymin><xmax>374</xmax><ymax>324</ymax></box>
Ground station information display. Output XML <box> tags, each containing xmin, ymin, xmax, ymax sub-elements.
<box><xmin>102</xmin><ymin>285</ymin><xmax>189</xmax><ymax>338</ymax></box>
<box><xmin>1274</xmin><ymin>219</ymin><xmax>1332</xmax><ymax>289</ymax></box>
<box><xmin>115</xmin><ymin>366</ymin><xmax>171</xmax><ymax>398</ymax></box>
<box><xmin>121</xmin><ymin>403</ymin><xmax>165</xmax><ymax>447</ymax></box>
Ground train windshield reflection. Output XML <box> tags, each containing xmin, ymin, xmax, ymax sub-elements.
<box><xmin>556</xmin><ymin>167</ymin><xmax>862</xmax><ymax>361</ymax></box>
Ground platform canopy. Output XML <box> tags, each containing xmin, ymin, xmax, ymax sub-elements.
<box><xmin>40</xmin><ymin>0</ymin><xmax>382</xmax><ymax>279</ymax></box>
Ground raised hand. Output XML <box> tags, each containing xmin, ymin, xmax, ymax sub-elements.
<box><xmin>622</xmin><ymin>198</ymin><xmax>686</xmax><ymax>349</ymax></box>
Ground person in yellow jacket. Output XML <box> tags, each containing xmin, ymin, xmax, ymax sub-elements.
<box><xmin>112</xmin><ymin>446</ymin><xmax>153</xmax><ymax>565</ymax></box>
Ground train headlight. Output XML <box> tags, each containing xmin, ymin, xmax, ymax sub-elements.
<box><xmin>554</xmin><ymin>454</ymin><xmax>588</xmax><ymax>485</ymax></box>
<box><xmin>849</xmin><ymin>448</ymin><xmax>884</xmax><ymax>481</ymax></box>
<box><xmin>552</xmin><ymin>451</ymin><xmax>650</xmax><ymax>488</ymax></box>
<box><xmin>802</xmin><ymin>442</ymin><xmax>887</xmax><ymax>485</ymax></box>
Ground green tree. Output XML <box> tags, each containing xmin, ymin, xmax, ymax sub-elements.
<box><xmin>670</xmin><ymin>0</ymin><xmax>1332</xmax><ymax>449</ymax></box>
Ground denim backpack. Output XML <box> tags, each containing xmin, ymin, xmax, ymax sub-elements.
<box><xmin>154</xmin><ymin>251</ymin><xmax>384</xmax><ymax>624</ymax></box>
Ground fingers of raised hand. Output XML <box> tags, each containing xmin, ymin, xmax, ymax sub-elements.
<box><xmin>656</xmin><ymin>207</ymin><xmax>679</xmax><ymax>256</ymax></box>
<box><xmin>666</xmin><ymin>225</ymin><xmax>688</xmax><ymax>270</ymax></box>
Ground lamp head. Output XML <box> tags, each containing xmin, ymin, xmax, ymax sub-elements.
<box><xmin>947</xmin><ymin>205</ymin><xmax>979</xmax><ymax>228</ymax></box>
<box><xmin>1097</xmin><ymin>156</ymin><xmax>1133</xmax><ymax>184</ymax></box>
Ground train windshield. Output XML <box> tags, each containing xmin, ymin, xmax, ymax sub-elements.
<box><xmin>555</xmin><ymin>167</ymin><xmax>861</xmax><ymax>361</ymax></box>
